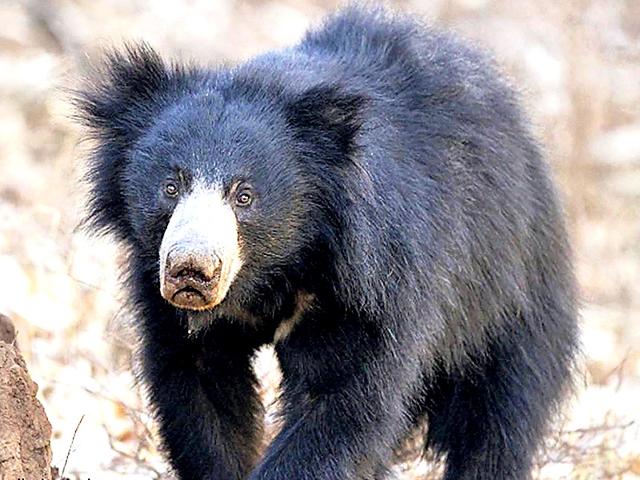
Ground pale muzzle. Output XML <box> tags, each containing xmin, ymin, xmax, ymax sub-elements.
<box><xmin>159</xmin><ymin>186</ymin><xmax>243</xmax><ymax>310</ymax></box>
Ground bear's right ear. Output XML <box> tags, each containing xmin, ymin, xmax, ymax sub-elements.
<box><xmin>284</xmin><ymin>85</ymin><xmax>366</xmax><ymax>164</ymax></box>
<box><xmin>73</xmin><ymin>43</ymin><xmax>184</xmax><ymax>239</ymax></box>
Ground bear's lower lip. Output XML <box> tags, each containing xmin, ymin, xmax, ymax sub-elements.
<box><xmin>171</xmin><ymin>287</ymin><xmax>213</xmax><ymax>310</ymax></box>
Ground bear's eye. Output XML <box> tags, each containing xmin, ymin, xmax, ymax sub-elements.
<box><xmin>235</xmin><ymin>188</ymin><xmax>253</xmax><ymax>207</ymax></box>
<box><xmin>164</xmin><ymin>181</ymin><xmax>179</xmax><ymax>198</ymax></box>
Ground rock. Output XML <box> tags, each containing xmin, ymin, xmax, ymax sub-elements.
<box><xmin>0</xmin><ymin>313</ymin><xmax>16</xmax><ymax>344</ymax></box>
<box><xmin>0</xmin><ymin>316</ymin><xmax>52</xmax><ymax>480</ymax></box>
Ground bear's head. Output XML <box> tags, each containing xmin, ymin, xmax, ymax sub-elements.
<box><xmin>75</xmin><ymin>44</ymin><xmax>364</xmax><ymax>321</ymax></box>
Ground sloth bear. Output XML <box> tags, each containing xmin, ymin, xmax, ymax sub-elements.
<box><xmin>76</xmin><ymin>7</ymin><xmax>578</xmax><ymax>480</ymax></box>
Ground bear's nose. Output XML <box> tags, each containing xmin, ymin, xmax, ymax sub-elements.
<box><xmin>161</xmin><ymin>249</ymin><xmax>222</xmax><ymax>310</ymax></box>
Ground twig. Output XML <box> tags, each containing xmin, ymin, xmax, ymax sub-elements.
<box><xmin>61</xmin><ymin>414</ymin><xmax>85</xmax><ymax>478</ymax></box>
<box><xmin>563</xmin><ymin>420</ymin><xmax>635</xmax><ymax>435</ymax></box>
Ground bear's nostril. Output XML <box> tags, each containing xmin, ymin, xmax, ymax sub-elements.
<box><xmin>175</xmin><ymin>267</ymin><xmax>214</xmax><ymax>283</ymax></box>
<box><xmin>166</xmin><ymin>250</ymin><xmax>221</xmax><ymax>283</ymax></box>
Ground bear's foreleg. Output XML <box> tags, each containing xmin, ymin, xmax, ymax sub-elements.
<box><xmin>254</xmin><ymin>308</ymin><xmax>420</xmax><ymax>480</ymax></box>
<box><xmin>133</xmin><ymin>273</ymin><xmax>264</xmax><ymax>480</ymax></box>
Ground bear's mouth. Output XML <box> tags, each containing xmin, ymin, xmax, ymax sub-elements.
<box><xmin>165</xmin><ymin>277</ymin><xmax>218</xmax><ymax>311</ymax></box>
<box><xmin>173</xmin><ymin>286</ymin><xmax>206</xmax><ymax>303</ymax></box>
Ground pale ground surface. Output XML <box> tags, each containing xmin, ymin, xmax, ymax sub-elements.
<box><xmin>0</xmin><ymin>1</ymin><xmax>639</xmax><ymax>478</ymax></box>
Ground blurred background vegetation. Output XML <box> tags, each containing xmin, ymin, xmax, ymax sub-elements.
<box><xmin>0</xmin><ymin>0</ymin><xmax>638</xmax><ymax>478</ymax></box>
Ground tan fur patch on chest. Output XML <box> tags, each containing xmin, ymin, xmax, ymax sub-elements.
<box><xmin>273</xmin><ymin>292</ymin><xmax>315</xmax><ymax>343</ymax></box>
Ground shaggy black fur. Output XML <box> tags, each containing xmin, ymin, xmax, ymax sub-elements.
<box><xmin>75</xmin><ymin>7</ymin><xmax>578</xmax><ymax>480</ymax></box>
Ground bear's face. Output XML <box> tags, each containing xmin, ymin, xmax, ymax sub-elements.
<box><xmin>122</xmin><ymin>96</ymin><xmax>314</xmax><ymax>311</ymax></box>
<box><xmin>76</xmin><ymin>46</ymin><xmax>364</xmax><ymax>320</ymax></box>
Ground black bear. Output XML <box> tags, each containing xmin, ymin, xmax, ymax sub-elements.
<box><xmin>76</xmin><ymin>6</ymin><xmax>578</xmax><ymax>480</ymax></box>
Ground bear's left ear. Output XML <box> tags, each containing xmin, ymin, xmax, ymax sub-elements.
<box><xmin>285</xmin><ymin>85</ymin><xmax>366</xmax><ymax>162</ymax></box>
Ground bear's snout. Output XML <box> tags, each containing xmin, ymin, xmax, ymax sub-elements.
<box><xmin>162</xmin><ymin>249</ymin><xmax>221</xmax><ymax>310</ymax></box>
<box><xmin>157</xmin><ymin>186</ymin><xmax>244</xmax><ymax>313</ymax></box>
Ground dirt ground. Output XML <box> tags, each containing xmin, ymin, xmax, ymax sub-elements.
<box><xmin>0</xmin><ymin>1</ymin><xmax>638</xmax><ymax>479</ymax></box>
